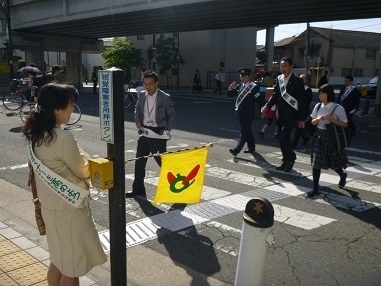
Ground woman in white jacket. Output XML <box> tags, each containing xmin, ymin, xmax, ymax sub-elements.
<box><xmin>22</xmin><ymin>83</ymin><xmax>106</xmax><ymax>286</ymax></box>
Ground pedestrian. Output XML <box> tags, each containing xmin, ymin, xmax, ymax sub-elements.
<box><xmin>135</xmin><ymin>67</ymin><xmax>146</xmax><ymax>93</ymax></box>
<box><xmin>22</xmin><ymin>83</ymin><xmax>107</xmax><ymax>285</ymax></box>
<box><xmin>214</xmin><ymin>68</ymin><xmax>225</xmax><ymax>95</ymax></box>
<box><xmin>318</xmin><ymin>70</ymin><xmax>329</xmax><ymax>88</ymax></box>
<box><xmin>307</xmin><ymin>84</ymin><xmax>348</xmax><ymax>197</ymax></box>
<box><xmin>257</xmin><ymin>104</ymin><xmax>279</xmax><ymax>140</ymax></box>
<box><xmin>126</xmin><ymin>70</ymin><xmax>176</xmax><ymax>198</ymax></box>
<box><xmin>263</xmin><ymin>72</ymin><xmax>274</xmax><ymax>87</ymax></box>
<box><xmin>192</xmin><ymin>69</ymin><xmax>202</xmax><ymax>92</ymax></box>
<box><xmin>228</xmin><ymin>68</ymin><xmax>260</xmax><ymax>156</ymax></box>
<box><xmin>91</xmin><ymin>69</ymin><xmax>98</xmax><ymax>93</ymax></box>
<box><xmin>261</xmin><ymin>57</ymin><xmax>306</xmax><ymax>172</ymax></box>
<box><xmin>45</xmin><ymin>65</ymin><xmax>62</xmax><ymax>82</ymax></box>
<box><xmin>292</xmin><ymin>74</ymin><xmax>313</xmax><ymax>148</ymax></box>
<box><xmin>336</xmin><ymin>75</ymin><xmax>361</xmax><ymax>137</ymax></box>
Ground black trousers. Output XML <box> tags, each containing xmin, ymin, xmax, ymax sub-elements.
<box><xmin>234</xmin><ymin>117</ymin><xmax>255</xmax><ymax>152</ymax></box>
<box><xmin>278</xmin><ymin>121</ymin><xmax>296</xmax><ymax>162</ymax></box>
<box><xmin>133</xmin><ymin>136</ymin><xmax>167</xmax><ymax>193</ymax></box>
<box><xmin>214</xmin><ymin>80</ymin><xmax>222</xmax><ymax>95</ymax></box>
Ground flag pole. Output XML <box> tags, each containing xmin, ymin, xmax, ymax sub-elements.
<box><xmin>125</xmin><ymin>143</ymin><xmax>214</xmax><ymax>163</ymax></box>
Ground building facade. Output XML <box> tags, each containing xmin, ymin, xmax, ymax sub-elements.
<box><xmin>274</xmin><ymin>27</ymin><xmax>381</xmax><ymax>86</ymax></box>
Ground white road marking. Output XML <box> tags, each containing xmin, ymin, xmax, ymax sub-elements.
<box><xmin>273</xmin><ymin>204</ymin><xmax>336</xmax><ymax>230</ymax></box>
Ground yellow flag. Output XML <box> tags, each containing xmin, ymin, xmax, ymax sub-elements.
<box><xmin>153</xmin><ymin>148</ymin><xmax>208</xmax><ymax>204</ymax></box>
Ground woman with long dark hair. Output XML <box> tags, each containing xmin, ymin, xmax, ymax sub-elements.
<box><xmin>307</xmin><ymin>84</ymin><xmax>348</xmax><ymax>198</ymax></box>
<box><xmin>22</xmin><ymin>83</ymin><xmax>106</xmax><ymax>285</ymax></box>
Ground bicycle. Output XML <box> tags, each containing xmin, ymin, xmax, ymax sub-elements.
<box><xmin>20</xmin><ymin>102</ymin><xmax>82</xmax><ymax>125</ymax></box>
<box><xmin>123</xmin><ymin>80</ymin><xmax>139</xmax><ymax>109</ymax></box>
<box><xmin>2</xmin><ymin>79</ymin><xmax>27</xmax><ymax>111</ymax></box>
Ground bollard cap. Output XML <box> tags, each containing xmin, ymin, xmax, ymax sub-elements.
<box><xmin>243</xmin><ymin>196</ymin><xmax>274</xmax><ymax>228</ymax></box>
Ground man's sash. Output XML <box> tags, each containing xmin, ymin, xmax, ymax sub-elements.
<box><xmin>278</xmin><ymin>75</ymin><xmax>298</xmax><ymax>110</ymax></box>
<box><xmin>339</xmin><ymin>85</ymin><xmax>355</xmax><ymax>102</ymax></box>
<box><xmin>27</xmin><ymin>142</ymin><xmax>89</xmax><ymax>208</ymax></box>
<box><xmin>235</xmin><ymin>82</ymin><xmax>258</xmax><ymax>110</ymax></box>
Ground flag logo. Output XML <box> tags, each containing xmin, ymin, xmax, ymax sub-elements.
<box><xmin>167</xmin><ymin>164</ymin><xmax>200</xmax><ymax>193</ymax></box>
<box><xmin>153</xmin><ymin>148</ymin><xmax>208</xmax><ymax>204</ymax></box>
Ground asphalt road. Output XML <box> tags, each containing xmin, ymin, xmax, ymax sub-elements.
<box><xmin>1</xmin><ymin>91</ymin><xmax>381</xmax><ymax>285</ymax></box>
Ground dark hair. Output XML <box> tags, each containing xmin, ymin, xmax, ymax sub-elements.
<box><xmin>52</xmin><ymin>65</ymin><xmax>61</xmax><ymax>73</ymax></box>
<box><xmin>22</xmin><ymin>83</ymin><xmax>78</xmax><ymax>146</ymax></box>
<box><xmin>319</xmin><ymin>84</ymin><xmax>336</xmax><ymax>102</ymax></box>
<box><xmin>281</xmin><ymin>57</ymin><xmax>293</xmax><ymax>66</ymax></box>
<box><xmin>345</xmin><ymin>75</ymin><xmax>353</xmax><ymax>82</ymax></box>
<box><xmin>143</xmin><ymin>70</ymin><xmax>158</xmax><ymax>81</ymax></box>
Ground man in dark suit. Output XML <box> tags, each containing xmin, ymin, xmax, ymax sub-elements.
<box><xmin>192</xmin><ymin>69</ymin><xmax>202</xmax><ymax>92</ymax></box>
<box><xmin>227</xmin><ymin>68</ymin><xmax>260</xmax><ymax>156</ymax></box>
<box><xmin>336</xmin><ymin>75</ymin><xmax>361</xmax><ymax>136</ymax></box>
<box><xmin>292</xmin><ymin>74</ymin><xmax>313</xmax><ymax>148</ymax></box>
<box><xmin>261</xmin><ymin>57</ymin><xmax>306</xmax><ymax>172</ymax></box>
<box><xmin>126</xmin><ymin>70</ymin><xmax>176</xmax><ymax>198</ymax></box>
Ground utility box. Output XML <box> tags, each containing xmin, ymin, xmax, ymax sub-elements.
<box><xmin>89</xmin><ymin>158</ymin><xmax>114</xmax><ymax>190</ymax></box>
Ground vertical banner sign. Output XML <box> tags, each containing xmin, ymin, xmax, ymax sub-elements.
<box><xmin>99</xmin><ymin>70</ymin><xmax>114</xmax><ymax>144</ymax></box>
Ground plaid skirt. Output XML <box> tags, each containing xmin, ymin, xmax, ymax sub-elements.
<box><xmin>311</xmin><ymin>129</ymin><xmax>348</xmax><ymax>169</ymax></box>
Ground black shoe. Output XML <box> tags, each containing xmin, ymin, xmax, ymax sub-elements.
<box><xmin>307</xmin><ymin>187</ymin><xmax>319</xmax><ymax>198</ymax></box>
<box><xmin>229</xmin><ymin>148</ymin><xmax>238</xmax><ymax>156</ymax></box>
<box><xmin>243</xmin><ymin>148</ymin><xmax>255</xmax><ymax>154</ymax></box>
<box><xmin>276</xmin><ymin>162</ymin><xmax>286</xmax><ymax>171</ymax></box>
<box><xmin>283</xmin><ymin>161</ymin><xmax>295</xmax><ymax>172</ymax></box>
<box><xmin>126</xmin><ymin>191</ymin><xmax>146</xmax><ymax>198</ymax></box>
<box><xmin>338</xmin><ymin>172</ymin><xmax>347</xmax><ymax>188</ymax></box>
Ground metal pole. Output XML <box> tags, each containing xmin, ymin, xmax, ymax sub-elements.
<box><xmin>106</xmin><ymin>69</ymin><xmax>126</xmax><ymax>285</ymax></box>
<box><xmin>5</xmin><ymin>0</ymin><xmax>14</xmax><ymax>81</ymax></box>
<box><xmin>374</xmin><ymin>40</ymin><xmax>381</xmax><ymax>118</ymax></box>
<box><xmin>177</xmin><ymin>33</ymin><xmax>180</xmax><ymax>88</ymax></box>
<box><xmin>235</xmin><ymin>197</ymin><xmax>274</xmax><ymax>286</ymax></box>
<box><xmin>153</xmin><ymin>34</ymin><xmax>156</xmax><ymax>72</ymax></box>
<box><xmin>305</xmin><ymin>22</ymin><xmax>310</xmax><ymax>75</ymax></box>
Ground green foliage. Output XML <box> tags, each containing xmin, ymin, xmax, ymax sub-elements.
<box><xmin>18</xmin><ymin>59</ymin><xmax>26</xmax><ymax>69</ymax></box>
<box><xmin>149</xmin><ymin>37</ymin><xmax>184</xmax><ymax>73</ymax></box>
<box><xmin>102</xmin><ymin>38</ymin><xmax>143</xmax><ymax>70</ymax></box>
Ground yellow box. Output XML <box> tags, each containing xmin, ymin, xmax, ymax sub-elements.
<box><xmin>88</xmin><ymin>158</ymin><xmax>114</xmax><ymax>190</ymax></box>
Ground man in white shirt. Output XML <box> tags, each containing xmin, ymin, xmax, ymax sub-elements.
<box><xmin>214</xmin><ymin>68</ymin><xmax>225</xmax><ymax>95</ymax></box>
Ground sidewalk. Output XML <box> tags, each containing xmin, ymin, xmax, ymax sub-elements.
<box><xmin>0</xmin><ymin>177</ymin><xmax>227</xmax><ymax>286</ymax></box>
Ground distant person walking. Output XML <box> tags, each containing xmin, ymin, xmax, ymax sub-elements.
<box><xmin>46</xmin><ymin>65</ymin><xmax>62</xmax><ymax>83</ymax></box>
<box><xmin>336</xmin><ymin>75</ymin><xmax>361</xmax><ymax>137</ymax></box>
<box><xmin>214</xmin><ymin>68</ymin><xmax>225</xmax><ymax>95</ymax></box>
<box><xmin>292</xmin><ymin>74</ymin><xmax>313</xmax><ymax>148</ymax></box>
<box><xmin>318</xmin><ymin>70</ymin><xmax>329</xmax><ymax>88</ymax></box>
<box><xmin>91</xmin><ymin>69</ymin><xmax>98</xmax><ymax>93</ymax></box>
<box><xmin>192</xmin><ymin>69</ymin><xmax>202</xmax><ymax>92</ymax></box>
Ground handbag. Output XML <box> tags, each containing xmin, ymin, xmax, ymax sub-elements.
<box><xmin>325</xmin><ymin>104</ymin><xmax>351</xmax><ymax>151</ymax></box>
<box><xmin>28</xmin><ymin>165</ymin><xmax>46</xmax><ymax>236</ymax></box>
<box><xmin>302</xmin><ymin>103</ymin><xmax>321</xmax><ymax>137</ymax></box>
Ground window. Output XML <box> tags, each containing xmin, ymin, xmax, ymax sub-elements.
<box><xmin>137</xmin><ymin>35</ymin><xmax>145</xmax><ymax>40</ymax></box>
<box><xmin>353</xmin><ymin>69</ymin><xmax>363</xmax><ymax>77</ymax></box>
<box><xmin>366</xmin><ymin>48</ymin><xmax>376</xmax><ymax>58</ymax></box>
<box><xmin>341</xmin><ymin>68</ymin><xmax>352</xmax><ymax>76</ymax></box>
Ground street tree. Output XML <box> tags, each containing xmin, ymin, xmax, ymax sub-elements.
<box><xmin>102</xmin><ymin>38</ymin><xmax>143</xmax><ymax>81</ymax></box>
<box><xmin>149</xmin><ymin>37</ymin><xmax>184</xmax><ymax>88</ymax></box>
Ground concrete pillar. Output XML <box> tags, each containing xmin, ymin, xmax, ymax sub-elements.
<box><xmin>265</xmin><ymin>26</ymin><xmax>275</xmax><ymax>73</ymax></box>
<box><xmin>25</xmin><ymin>50</ymin><xmax>45</xmax><ymax>71</ymax></box>
<box><xmin>66</xmin><ymin>51</ymin><xmax>82</xmax><ymax>91</ymax></box>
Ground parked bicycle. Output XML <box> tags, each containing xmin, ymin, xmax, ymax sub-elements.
<box><xmin>123</xmin><ymin>80</ymin><xmax>139</xmax><ymax>109</ymax></box>
<box><xmin>2</xmin><ymin>79</ymin><xmax>27</xmax><ymax>111</ymax></box>
<box><xmin>20</xmin><ymin>102</ymin><xmax>82</xmax><ymax>125</ymax></box>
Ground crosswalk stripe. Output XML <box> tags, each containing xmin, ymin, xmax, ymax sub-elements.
<box><xmin>273</xmin><ymin>204</ymin><xmax>336</xmax><ymax>230</ymax></box>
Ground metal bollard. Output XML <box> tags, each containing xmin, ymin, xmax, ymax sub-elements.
<box><xmin>235</xmin><ymin>196</ymin><xmax>274</xmax><ymax>286</ymax></box>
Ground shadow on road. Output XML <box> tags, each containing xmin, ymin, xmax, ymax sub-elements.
<box><xmin>133</xmin><ymin>198</ymin><xmax>221</xmax><ymax>285</ymax></box>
